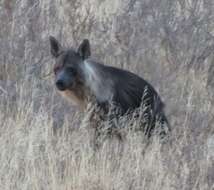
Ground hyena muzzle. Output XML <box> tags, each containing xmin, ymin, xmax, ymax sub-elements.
<box><xmin>49</xmin><ymin>36</ymin><xmax>170</xmax><ymax>139</ymax></box>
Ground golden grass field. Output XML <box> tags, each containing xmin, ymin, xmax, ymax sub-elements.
<box><xmin>0</xmin><ymin>69</ymin><xmax>213</xmax><ymax>190</ymax></box>
<box><xmin>0</xmin><ymin>0</ymin><xmax>214</xmax><ymax>189</ymax></box>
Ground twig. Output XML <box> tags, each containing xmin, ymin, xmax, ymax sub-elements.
<box><xmin>39</xmin><ymin>70</ymin><xmax>53</xmax><ymax>80</ymax></box>
<box><xmin>0</xmin><ymin>86</ymin><xmax>8</xmax><ymax>95</ymax></box>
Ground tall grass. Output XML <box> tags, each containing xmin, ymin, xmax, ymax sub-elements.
<box><xmin>0</xmin><ymin>0</ymin><xmax>214</xmax><ymax>189</ymax></box>
<box><xmin>0</xmin><ymin>80</ymin><xmax>213</xmax><ymax>190</ymax></box>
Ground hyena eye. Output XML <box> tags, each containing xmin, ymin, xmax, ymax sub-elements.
<box><xmin>54</xmin><ymin>66</ymin><xmax>61</xmax><ymax>74</ymax></box>
<box><xmin>67</xmin><ymin>68</ymin><xmax>77</xmax><ymax>75</ymax></box>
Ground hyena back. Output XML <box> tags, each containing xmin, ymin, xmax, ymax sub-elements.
<box><xmin>49</xmin><ymin>36</ymin><xmax>170</xmax><ymax>138</ymax></box>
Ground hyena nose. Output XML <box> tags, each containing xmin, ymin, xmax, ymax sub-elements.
<box><xmin>56</xmin><ymin>80</ymin><xmax>66</xmax><ymax>91</ymax></box>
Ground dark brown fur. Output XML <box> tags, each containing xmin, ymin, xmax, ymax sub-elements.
<box><xmin>49</xmin><ymin>36</ymin><xmax>170</xmax><ymax>138</ymax></box>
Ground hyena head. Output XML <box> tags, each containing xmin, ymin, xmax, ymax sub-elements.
<box><xmin>49</xmin><ymin>36</ymin><xmax>90</xmax><ymax>91</ymax></box>
<box><xmin>49</xmin><ymin>36</ymin><xmax>91</xmax><ymax>108</ymax></box>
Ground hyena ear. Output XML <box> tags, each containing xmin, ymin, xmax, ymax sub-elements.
<box><xmin>49</xmin><ymin>36</ymin><xmax>62</xmax><ymax>57</ymax></box>
<box><xmin>77</xmin><ymin>39</ymin><xmax>91</xmax><ymax>60</ymax></box>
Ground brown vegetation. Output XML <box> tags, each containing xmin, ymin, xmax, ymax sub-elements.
<box><xmin>0</xmin><ymin>0</ymin><xmax>213</xmax><ymax>189</ymax></box>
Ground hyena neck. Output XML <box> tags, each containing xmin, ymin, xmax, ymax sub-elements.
<box><xmin>81</xmin><ymin>60</ymin><xmax>114</xmax><ymax>104</ymax></box>
<box><xmin>81</xmin><ymin>60</ymin><xmax>97</xmax><ymax>84</ymax></box>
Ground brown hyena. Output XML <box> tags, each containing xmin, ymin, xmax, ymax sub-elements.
<box><xmin>49</xmin><ymin>36</ymin><xmax>170</xmax><ymax>140</ymax></box>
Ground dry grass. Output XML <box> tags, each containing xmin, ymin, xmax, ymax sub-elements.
<box><xmin>0</xmin><ymin>81</ymin><xmax>213</xmax><ymax>190</ymax></box>
<box><xmin>0</xmin><ymin>0</ymin><xmax>214</xmax><ymax>189</ymax></box>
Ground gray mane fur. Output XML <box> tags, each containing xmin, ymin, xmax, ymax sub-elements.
<box><xmin>81</xmin><ymin>58</ymin><xmax>164</xmax><ymax>115</ymax></box>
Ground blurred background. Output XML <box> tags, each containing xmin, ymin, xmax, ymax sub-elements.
<box><xmin>0</xmin><ymin>0</ymin><xmax>214</xmax><ymax>189</ymax></box>
<box><xmin>1</xmin><ymin>0</ymin><xmax>214</xmax><ymax>128</ymax></box>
